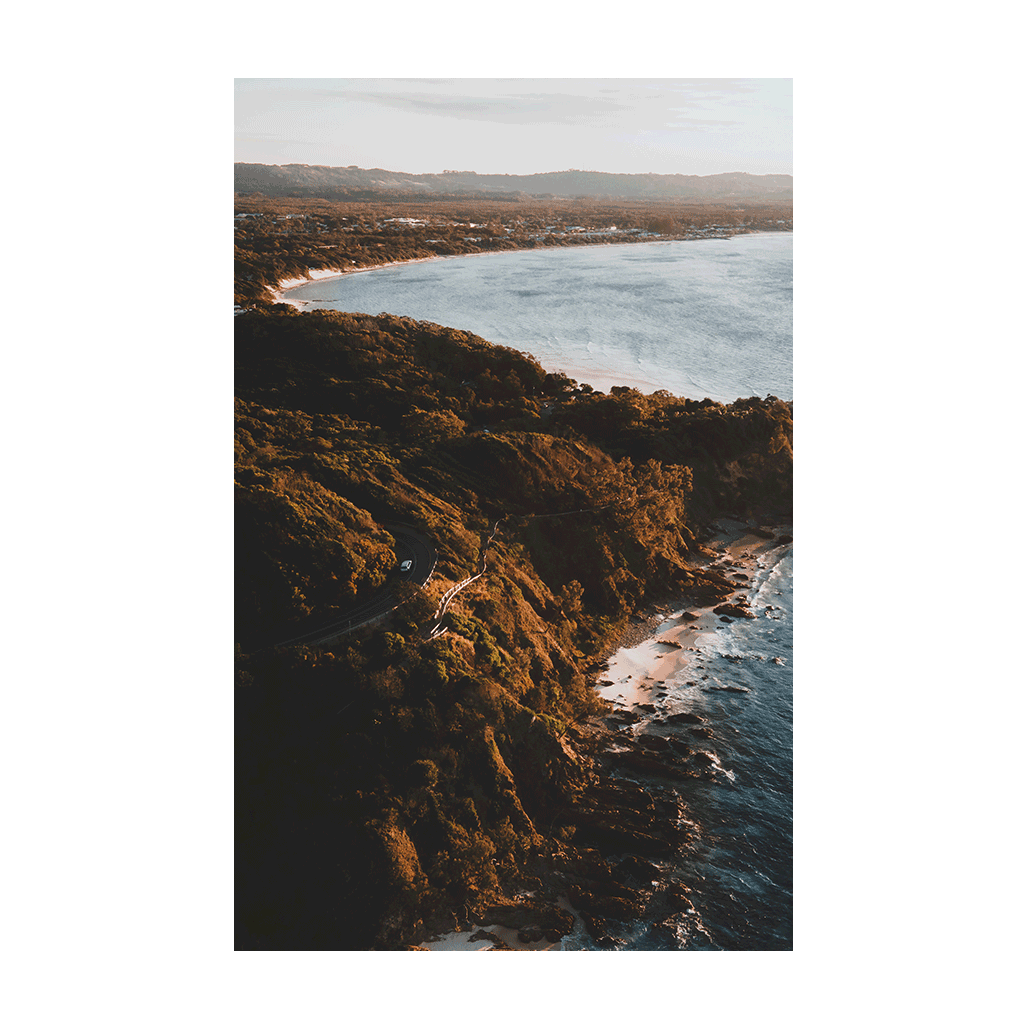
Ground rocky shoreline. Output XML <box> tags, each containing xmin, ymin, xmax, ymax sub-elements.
<box><xmin>416</xmin><ymin>517</ymin><xmax>791</xmax><ymax>951</ymax></box>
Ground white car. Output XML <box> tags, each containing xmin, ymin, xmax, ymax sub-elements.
<box><xmin>400</xmin><ymin>560</ymin><xmax>413</xmax><ymax>572</ymax></box>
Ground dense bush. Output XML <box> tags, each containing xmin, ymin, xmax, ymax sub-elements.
<box><xmin>235</xmin><ymin>307</ymin><xmax>791</xmax><ymax>949</ymax></box>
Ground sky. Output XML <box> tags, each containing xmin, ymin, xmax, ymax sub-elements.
<box><xmin>235</xmin><ymin>78</ymin><xmax>792</xmax><ymax>177</ymax></box>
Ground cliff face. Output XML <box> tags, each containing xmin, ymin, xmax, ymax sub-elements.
<box><xmin>235</xmin><ymin>308</ymin><xmax>791</xmax><ymax>949</ymax></box>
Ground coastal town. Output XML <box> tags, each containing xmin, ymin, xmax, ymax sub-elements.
<box><xmin>234</xmin><ymin>195</ymin><xmax>793</xmax><ymax>307</ymax></box>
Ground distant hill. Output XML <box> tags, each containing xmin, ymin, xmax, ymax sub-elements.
<box><xmin>235</xmin><ymin>163</ymin><xmax>792</xmax><ymax>201</ymax></box>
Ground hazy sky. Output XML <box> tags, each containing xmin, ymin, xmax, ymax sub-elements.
<box><xmin>235</xmin><ymin>78</ymin><xmax>792</xmax><ymax>177</ymax></box>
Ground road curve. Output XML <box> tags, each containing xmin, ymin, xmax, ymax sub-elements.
<box><xmin>275</xmin><ymin>497</ymin><xmax>628</xmax><ymax>648</ymax></box>
<box><xmin>275</xmin><ymin>524</ymin><xmax>437</xmax><ymax>648</ymax></box>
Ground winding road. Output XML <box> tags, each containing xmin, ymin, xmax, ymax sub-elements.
<box><xmin>275</xmin><ymin>525</ymin><xmax>436</xmax><ymax>647</ymax></box>
<box><xmin>277</xmin><ymin>496</ymin><xmax>638</xmax><ymax>648</ymax></box>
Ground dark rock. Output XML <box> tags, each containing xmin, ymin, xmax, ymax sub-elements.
<box><xmin>587</xmin><ymin>781</ymin><xmax>656</xmax><ymax>814</ymax></box>
<box><xmin>570</xmin><ymin>803</ymin><xmax>649</xmax><ymax>838</ymax></box>
<box><xmin>517</xmin><ymin>928</ymin><xmax>544</xmax><ymax>944</ymax></box>
<box><xmin>581</xmin><ymin>914</ymin><xmax>624</xmax><ymax>948</ymax></box>
<box><xmin>475</xmin><ymin>901</ymin><xmax>573</xmax><ymax>937</ymax></box>
<box><xmin>668</xmin><ymin>738</ymin><xmax>693</xmax><ymax>757</ymax></box>
<box><xmin>649</xmin><ymin>918</ymin><xmax>682</xmax><ymax>941</ymax></box>
<box><xmin>605</xmin><ymin>709</ymin><xmax>641</xmax><ymax>724</ymax></box>
<box><xmin>666</xmin><ymin>712</ymin><xmax>704</xmax><ymax>725</ymax></box>
<box><xmin>666</xmin><ymin>884</ymin><xmax>695</xmax><ymax>913</ymax></box>
<box><xmin>639</xmin><ymin>735</ymin><xmax>671</xmax><ymax>752</ymax></box>
<box><xmin>636</xmin><ymin>703</ymin><xmax>656</xmax><ymax>713</ymax></box>
<box><xmin>714</xmin><ymin>602</ymin><xmax>757</xmax><ymax>619</ymax></box>
<box><xmin>776</xmin><ymin>534</ymin><xmax>793</xmax><ymax>544</ymax></box>
<box><xmin>616</xmin><ymin>855</ymin><xmax>664</xmax><ymax>883</ymax></box>
<box><xmin>570</xmin><ymin>817</ymin><xmax>677</xmax><ymax>858</ymax></box>
<box><xmin>568</xmin><ymin>888</ymin><xmax>645</xmax><ymax>921</ymax></box>
<box><xmin>607</xmin><ymin>747</ymin><xmax>690</xmax><ymax>781</ymax></box>
<box><xmin>555</xmin><ymin>848</ymin><xmax>615</xmax><ymax>881</ymax></box>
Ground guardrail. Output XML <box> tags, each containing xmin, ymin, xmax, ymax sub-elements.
<box><xmin>425</xmin><ymin>519</ymin><xmax>503</xmax><ymax>639</ymax></box>
<box><xmin>276</xmin><ymin>501</ymin><xmax>631</xmax><ymax>648</ymax></box>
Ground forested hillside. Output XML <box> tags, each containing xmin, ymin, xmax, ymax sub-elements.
<box><xmin>235</xmin><ymin>162</ymin><xmax>793</xmax><ymax>201</ymax></box>
<box><xmin>235</xmin><ymin>307</ymin><xmax>791</xmax><ymax>948</ymax></box>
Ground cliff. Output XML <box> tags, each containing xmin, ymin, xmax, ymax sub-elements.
<box><xmin>235</xmin><ymin>307</ymin><xmax>792</xmax><ymax>948</ymax></box>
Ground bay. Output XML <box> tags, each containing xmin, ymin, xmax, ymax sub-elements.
<box><xmin>281</xmin><ymin>233</ymin><xmax>792</xmax><ymax>404</ymax></box>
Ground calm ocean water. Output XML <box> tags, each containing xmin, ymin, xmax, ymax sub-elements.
<box><xmin>292</xmin><ymin>238</ymin><xmax>794</xmax><ymax>950</ymax></box>
<box><xmin>281</xmin><ymin>233</ymin><xmax>792</xmax><ymax>404</ymax></box>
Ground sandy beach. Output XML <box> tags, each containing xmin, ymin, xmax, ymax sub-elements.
<box><xmin>419</xmin><ymin>916</ymin><xmax>571</xmax><ymax>952</ymax></box>
<box><xmin>419</xmin><ymin>925</ymin><xmax>561</xmax><ymax>951</ymax></box>
<box><xmin>272</xmin><ymin>255</ymin><xmax>670</xmax><ymax>395</ymax></box>
<box><xmin>267</xmin><ymin>233</ymin><xmax>762</xmax><ymax>307</ymax></box>
<box><xmin>264</xmin><ymin>234</ymin><xmax>790</xmax><ymax>402</ymax></box>
<box><xmin>597</xmin><ymin>518</ymin><xmax>791</xmax><ymax>712</ymax></box>
<box><xmin>268</xmin><ymin>252</ymin><xmax>664</xmax><ymax>394</ymax></box>
<box><xmin>416</xmin><ymin>516</ymin><xmax>791</xmax><ymax>952</ymax></box>
<box><xmin>268</xmin><ymin>250</ymin><xmax>512</xmax><ymax>305</ymax></box>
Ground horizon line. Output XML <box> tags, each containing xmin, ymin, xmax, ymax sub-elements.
<box><xmin>235</xmin><ymin>161</ymin><xmax>793</xmax><ymax>179</ymax></box>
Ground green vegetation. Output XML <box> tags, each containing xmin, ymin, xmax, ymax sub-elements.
<box><xmin>236</xmin><ymin>302</ymin><xmax>791</xmax><ymax>949</ymax></box>
<box><xmin>234</xmin><ymin>195</ymin><xmax>793</xmax><ymax>308</ymax></box>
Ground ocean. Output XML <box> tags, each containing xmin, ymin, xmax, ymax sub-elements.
<box><xmin>592</xmin><ymin>530</ymin><xmax>793</xmax><ymax>950</ymax></box>
<box><xmin>279</xmin><ymin>232</ymin><xmax>792</xmax><ymax>404</ymax></box>
<box><xmin>283</xmin><ymin>237</ymin><xmax>793</xmax><ymax>950</ymax></box>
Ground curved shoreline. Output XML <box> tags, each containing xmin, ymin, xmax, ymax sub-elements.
<box><xmin>266</xmin><ymin>232</ymin><xmax>792</xmax><ymax>400</ymax></box>
<box><xmin>417</xmin><ymin>516</ymin><xmax>792</xmax><ymax>951</ymax></box>
<box><xmin>267</xmin><ymin>230</ymin><xmax>785</xmax><ymax>306</ymax></box>
<box><xmin>597</xmin><ymin>518</ymin><xmax>792</xmax><ymax>710</ymax></box>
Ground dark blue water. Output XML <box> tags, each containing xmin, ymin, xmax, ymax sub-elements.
<box><xmin>280</xmin><ymin>233</ymin><xmax>792</xmax><ymax>404</ymax></box>
<box><xmin>664</xmin><ymin>542</ymin><xmax>793</xmax><ymax>949</ymax></box>
<box><xmin>578</xmin><ymin>532</ymin><xmax>793</xmax><ymax>950</ymax></box>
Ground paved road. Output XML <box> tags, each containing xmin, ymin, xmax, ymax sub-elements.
<box><xmin>275</xmin><ymin>524</ymin><xmax>436</xmax><ymax>647</ymax></box>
